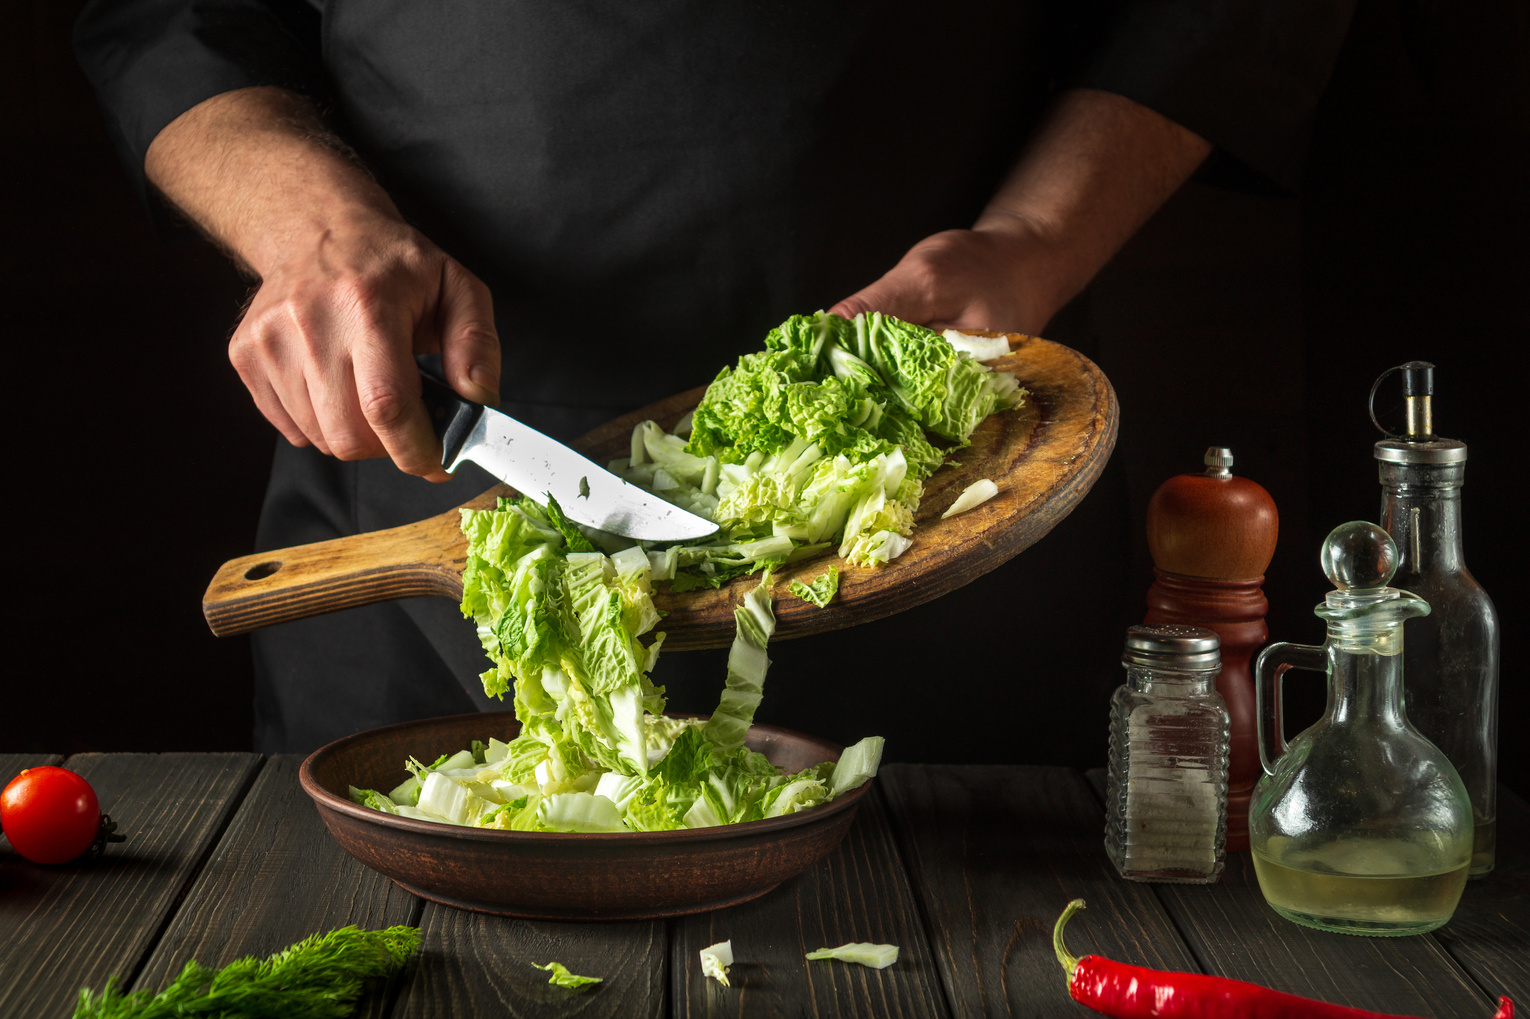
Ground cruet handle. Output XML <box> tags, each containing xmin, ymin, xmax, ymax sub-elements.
<box><xmin>1253</xmin><ymin>642</ymin><xmax>1328</xmax><ymax>776</ymax></box>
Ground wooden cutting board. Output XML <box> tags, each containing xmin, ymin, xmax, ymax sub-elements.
<box><xmin>203</xmin><ymin>334</ymin><xmax>1117</xmax><ymax>649</ymax></box>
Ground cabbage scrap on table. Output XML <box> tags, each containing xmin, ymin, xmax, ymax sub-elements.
<box><xmin>350</xmin><ymin>312</ymin><xmax>1020</xmax><ymax>833</ymax></box>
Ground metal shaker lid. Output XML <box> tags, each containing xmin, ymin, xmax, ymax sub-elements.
<box><xmin>1123</xmin><ymin>624</ymin><xmax>1221</xmax><ymax>669</ymax></box>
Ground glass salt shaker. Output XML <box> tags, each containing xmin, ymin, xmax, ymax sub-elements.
<box><xmin>1105</xmin><ymin>624</ymin><xmax>1230</xmax><ymax>883</ymax></box>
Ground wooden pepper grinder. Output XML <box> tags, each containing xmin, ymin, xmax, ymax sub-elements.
<box><xmin>1144</xmin><ymin>447</ymin><xmax>1278</xmax><ymax>852</ymax></box>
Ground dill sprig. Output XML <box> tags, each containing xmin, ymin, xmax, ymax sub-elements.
<box><xmin>73</xmin><ymin>925</ymin><xmax>420</xmax><ymax>1019</ymax></box>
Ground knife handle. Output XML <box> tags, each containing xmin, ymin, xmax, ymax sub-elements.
<box><xmin>418</xmin><ymin>366</ymin><xmax>482</xmax><ymax>470</ymax></box>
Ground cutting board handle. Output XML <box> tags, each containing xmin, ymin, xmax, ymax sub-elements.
<box><xmin>201</xmin><ymin>505</ymin><xmax>472</xmax><ymax>637</ymax></box>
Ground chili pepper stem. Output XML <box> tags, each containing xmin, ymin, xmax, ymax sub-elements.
<box><xmin>1053</xmin><ymin>898</ymin><xmax>1086</xmax><ymax>983</ymax></box>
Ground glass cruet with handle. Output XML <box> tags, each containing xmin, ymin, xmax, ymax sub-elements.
<box><xmin>1248</xmin><ymin>520</ymin><xmax>1473</xmax><ymax>936</ymax></box>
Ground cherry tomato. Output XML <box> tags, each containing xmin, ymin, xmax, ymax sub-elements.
<box><xmin>1</xmin><ymin>767</ymin><xmax>102</xmax><ymax>864</ymax></box>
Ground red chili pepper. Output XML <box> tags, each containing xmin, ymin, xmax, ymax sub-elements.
<box><xmin>1054</xmin><ymin>899</ymin><xmax>1513</xmax><ymax>1019</ymax></box>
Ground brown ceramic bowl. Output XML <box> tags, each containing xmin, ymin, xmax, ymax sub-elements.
<box><xmin>299</xmin><ymin>711</ymin><xmax>871</xmax><ymax>920</ymax></box>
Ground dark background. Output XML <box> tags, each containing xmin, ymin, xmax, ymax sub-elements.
<box><xmin>3</xmin><ymin>1</ymin><xmax>1525</xmax><ymax>794</ymax></box>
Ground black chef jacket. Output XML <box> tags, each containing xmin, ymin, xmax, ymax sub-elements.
<box><xmin>76</xmin><ymin>0</ymin><xmax>1354</xmax><ymax>756</ymax></box>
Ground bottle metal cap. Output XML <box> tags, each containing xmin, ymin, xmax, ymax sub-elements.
<box><xmin>1374</xmin><ymin>438</ymin><xmax>1467</xmax><ymax>464</ymax></box>
<box><xmin>1123</xmin><ymin>624</ymin><xmax>1221</xmax><ymax>669</ymax></box>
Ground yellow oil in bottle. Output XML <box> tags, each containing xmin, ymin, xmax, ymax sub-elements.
<box><xmin>1471</xmin><ymin>818</ymin><xmax>1496</xmax><ymax>878</ymax></box>
<box><xmin>1252</xmin><ymin>834</ymin><xmax>1469</xmax><ymax>935</ymax></box>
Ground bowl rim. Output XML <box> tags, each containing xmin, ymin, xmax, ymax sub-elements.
<box><xmin>298</xmin><ymin>710</ymin><xmax>873</xmax><ymax>846</ymax></box>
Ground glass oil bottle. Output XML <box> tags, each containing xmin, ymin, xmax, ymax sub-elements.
<box><xmin>1371</xmin><ymin>361</ymin><xmax>1500</xmax><ymax>876</ymax></box>
<box><xmin>1249</xmin><ymin>521</ymin><xmax>1472</xmax><ymax>935</ymax></box>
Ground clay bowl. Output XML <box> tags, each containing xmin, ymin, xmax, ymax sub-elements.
<box><xmin>299</xmin><ymin>711</ymin><xmax>871</xmax><ymax>920</ymax></box>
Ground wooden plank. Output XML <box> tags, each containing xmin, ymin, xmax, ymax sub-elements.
<box><xmin>390</xmin><ymin>909</ymin><xmax>667</xmax><ymax>1018</ymax></box>
<box><xmin>1092</xmin><ymin>767</ymin><xmax>1498</xmax><ymax>1017</ymax></box>
<box><xmin>0</xmin><ymin>753</ymin><xmax>63</xmax><ymax>788</ymax></box>
<box><xmin>1433</xmin><ymin>786</ymin><xmax>1530</xmax><ymax>1008</ymax></box>
<box><xmin>1156</xmin><ymin>853</ymin><xmax>1495</xmax><ymax>1018</ymax></box>
<box><xmin>880</xmin><ymin>764</ymin><xmax>1198</xmax><ymax>1018</ymax></box>
<box><xmin>671</xmin><ymin>785</ymin><xmax>949</xmax><ymax>1019</ymax></box>
<box><xmin>129</xmin><ymin>756</ymin><xmax>422</xmax><ymax>1017</ymax></box>
<box><xmin>0</xmin><ymin>753</ymin><xmax>259</xmax><ymax>1017</ymax></box>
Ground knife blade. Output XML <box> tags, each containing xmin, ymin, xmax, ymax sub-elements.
<box><xmin>418</xmin><ymin>370</ymin><xmax>719</xmax><ymax>543</ymax></box>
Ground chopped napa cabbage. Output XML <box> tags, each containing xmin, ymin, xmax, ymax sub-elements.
<box><xmin>805</xmin><ymin>943</ymin><xmax>899</xmax><ymax>969</ymax></box>
<box><xmin>699</xmin><ymin>941</ymin><xmax>733</xmax><ymax>985</ymax></box>
<box><xmin>652</xmin><ymin>727</ymin><xmax>715</xmax><ymax>783</ymax></box>
<box><xmin>348</xmin><ymin>787</ymin><xmax>398</xmax><ymax>815</ymax></box>
<box><xmin>388</xmin><ymin>774</ymin><xmax>421</xmax><ymax>807</ymax></box>
<box><xmin>942</xmin><ymin>328</ymin><xmax>1011</xmax><ymax>361</ymax></box>
<box><xmin>538</xmin><ymin>792</ymin><xmax>627</xmax><ymax>833</ymax></box>
<box><xmin>614</xmin><ymin>311</ymin><xmax>1022</xmax><ymax>575</ymax></box>
<box><xmin>830</xmin><ymin>737</ymin><xmax>885</xmax><ymax>798</ymax></box>
<box><xmin>356</xmin><ymin>312</ymin><xmax>1027</xmax><ymax>837</ymax></box>
<box><xmin>789</xmin><ymin>566</ymin><xmax>839</xmax><ymax>607</ymax></box>
<box><xmin>416</xmin><ymin>772</ymin><xmax>490</xmax><ymax>825</ymax></box>
<box><xmin>436</xmin><ymin>749</ymin><xmax>478</xmax><ymax>772</ymax></box>
<box><xmin>358</xmin><ymin>576</ymin><xmax>881</xmax><ymax>835</ymax></box>
<box><xmin>701</xmin><ymin>580</ymin><xmax>776</xmax><ymax>751</ymax></box>
<box><xmin>941</xmin><ymin>478</ymin><xmax>1000</xmax><ymax>519</ymax></box>
<box><xmin>534</xmin><ymin>961</ymin><xmax>602</xmax><ymax>989</ymax></box>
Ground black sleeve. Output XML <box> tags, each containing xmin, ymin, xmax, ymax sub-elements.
<box><xmin>1077</xmin><ymin>0</ymin><xmax>1358</xmax><ymax>190</ymax></box>
<box><xmin>73</xmin><ymin>0</ymin><xmax>326</xmax><ymax>204</ymax></box>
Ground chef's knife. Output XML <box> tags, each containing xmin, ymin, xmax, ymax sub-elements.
<box><xmin>418</xmin><ymin>369</ymin><xmax>718</xmax><ymax>543</ymax></box>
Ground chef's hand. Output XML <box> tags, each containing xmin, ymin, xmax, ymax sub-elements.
<box><xmin>830</xmin><ymin>226</ymin><xmax>1059</xmax><ymax>335</ymax></box>
<box><xmin>145</xmin><ymin>87</ymin><xmax>499</xmax><ymax>481</ymax></box>
<box><xmin>230</xmin><ymin>210</ymin><xmax>498</xmax><ymax>481</ymax></box>
<box><xmin>833</xmin><ymin>89</ymin><xmax>1212</xmax><ymax>335</ymax></box>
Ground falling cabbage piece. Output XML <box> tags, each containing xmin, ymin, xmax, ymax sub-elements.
<box><xmin>354</xmin><ymin>571</ymin><xmax>881</xmax><ymax>835</ymax></box>
<box><xmin>789</xmin><ymin>566</ymin><xmax>840</xmax><ymax>608</ymax></box>
<box><xmin>829</xmin><ymin>737</ymin><xmax>885</xmax><ymax>799</ymax></box>
<box><xmin>534</xmin><ymin>961</ymin><xmax>603</xmax><ymax>989</ymax></box>
<box><xmin>700</xmin><ymin>581</ymin><xmax>777</xmax><ymax>751</ymax></box>
<box><xmin>941</xmin><ymin>479</ymin><xmax>1000</xmax><ymax>519</ymax></box>
<box><xmin>351</xmin><ymin>310</ymin><xmax>1032</xmax><ymax>838</ymax></box>
<box><xmin>805</xmin><ymin>943</ymin><xmax>900</xmax><ymax>969</ymax></box>
<box><xmin>700</xmin><ymin>941</ymin><xmax>734</xmax><ymax>985</ymax></box>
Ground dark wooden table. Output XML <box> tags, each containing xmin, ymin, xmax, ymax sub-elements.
<box><xmin>2</xmin><ymin>753</ymin><xmax>1524</xmax><ymax>1018</ymax></box>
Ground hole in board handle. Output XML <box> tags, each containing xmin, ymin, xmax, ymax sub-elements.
<box><xmin>244</xmin><ymin>561</ymin><xmax>282</xmax><ymax>581</ymax></box>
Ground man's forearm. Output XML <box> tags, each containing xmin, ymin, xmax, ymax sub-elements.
<box><xmin>976</xmin><ymin>88</ymin><xmax>1213</xmax><ymax>322</ymax></box>
<box><xmin>145</xmin><ymin>86</ymin><xmax>402</xmax><ymax>277</ymax></box>
<box><xmin>830</xmin><ymin>88</ymin><xmax>1211</xmax><ymax>333</ymax></box>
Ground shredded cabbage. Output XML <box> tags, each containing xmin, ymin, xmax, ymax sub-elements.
<box><xmin>534</xmin><ymin>961</ymin><xmax>602</xmax><ymax>989</ymax></box>
<box><xmin>941</xmin><ymin>478</ymin><xmax>1000</xmax><ymax>519</ymax></box>
<box><xmin>805</xmin><ymin>943</ymin><xmax>900</xmax><ymax>969</ymax></box>
<box><xmin>700</xmin><ymin>941</ymin><xmax>733</xmax><ymax>985</ymax></box>
<box><xmin>788</xmin><ymin>566</ymin><xmax>839</xmax><ymax>607</ymax></box>
<box><xmin>618</xmin><ymin>311</ymin><xmax>1024</xmax><ymax>578</ymax></box>
<box><xmin>351</xmin><ymin>312</ymin><xmax>1025</xmax><ymax>835</ymax></box>
<box><xmin>353</xmin><ymin>572</ymin><xmax>876</xmax><ymax>833</ymax></box>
